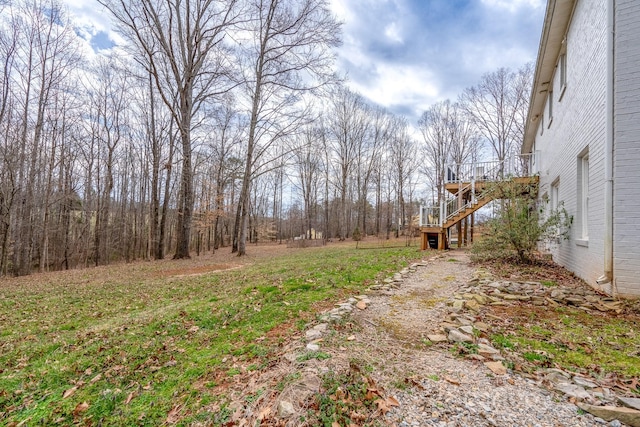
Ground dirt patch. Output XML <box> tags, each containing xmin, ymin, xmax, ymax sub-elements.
<box><xmin>159</xmin><ymin>263</ymin><xmax>242</xmax><ymax>278</ymax></box>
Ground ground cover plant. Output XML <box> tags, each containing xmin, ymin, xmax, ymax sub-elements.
<box><xmin>479</xmin><ymin>256</ymin><xmax>640</xmax><ymax>393</ymax></box>
<box><xmin>0</xmin><ymin>242</ymin><xmax>421</xmax><ymax>426</ymax></box>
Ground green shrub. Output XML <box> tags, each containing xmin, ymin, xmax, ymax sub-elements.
<box><xmin>471</xmin><ymin>179</ymin><xmax>572</xmax><ymax>263</ymax></box>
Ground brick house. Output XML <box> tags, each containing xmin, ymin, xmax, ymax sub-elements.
<box><xmin>522</xmin><ymin>0</ymin><xmax>640</xmax><ymax>297</ymax></box>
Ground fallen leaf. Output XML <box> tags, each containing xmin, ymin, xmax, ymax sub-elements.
<box><xmin>73</xmin><ymin>402</ymin><xmax>89</xmax><ymax>417</ymax></box>
<box><xmin>62</xmin><ymin>386</ymin><xmax>78</xmax><ymax>399</ymax></box>
<box><xmin>166</xmin><ymin>405</ymin><xmax>181</xmax><ymax>424</ymax></box>
<box><xmin>387</xmin><ymin>396</ymin><xmax>400</xmax><ymax>407</ymax></box>
<box><xmin>444</xmin><ymin>376</ymin><xmax>460</xmax><ymax>385</ymax></box>
<box><xmin>257</xmin><ymin>406</ymin><xmax>271</xmax><ymax>421</ymax></box>
<box><xmin>365</xmin><ymin>387</ymin><xmax>382</xmax><ymax>400</ymax></box>
<box><xmin>124</xmin><ymin>392</ymin><xmax>135</xmax><ymax>405</ymax></box>
<box><xmin>376</xmin><ymin>399</ymin><xmax>390</xmax><ymax>415</ymax></box>
<box><xmin>484</xmin><ymin>361</ymin><xmax>507</xmax><ymax>376</ymax></box>
<box><xmin>332</xmin><ymin>422</ymin><xmax>341</xmax><ymax>427</ymax></box>
<box><xmin>356</xmin><ymin>300</ymin><xmax>367</xmax><ymax>310</ymax></box>
<box><xmin>89</xmin><ymin>373</ymin><xmax>102</xmax><ymax>384</ymax></box>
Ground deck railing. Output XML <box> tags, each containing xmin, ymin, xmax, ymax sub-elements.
<box><xmin>444</xmin><ymin>153</ymin><xmax>537</xmax><ymax>184</ymax></box>
<box><xmin>420</xmin><ymin>153</ymin><xmax>538</xmax><ymax>227</ymax></box>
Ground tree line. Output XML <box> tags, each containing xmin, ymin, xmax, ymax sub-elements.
<box><xmin>0</xmin><ymin>0</ymin><xmax>532</xmax><ymax>276</ymax></box>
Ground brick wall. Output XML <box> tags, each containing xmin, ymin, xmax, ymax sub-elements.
<box><xmin>613</xmin><ymin>0</ymin><xmax>640</xmax><ymax>297</ymax></box>
<box><xmin>533</xmin><ymin>0</ymin><xmax>607</xmax><ymax>291</ymax></box>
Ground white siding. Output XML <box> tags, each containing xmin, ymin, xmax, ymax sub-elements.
<box><xmin>614</xmin><ymin>0</ymin><xmax>640</xmax><ymax>297</ymax></box>
<box><xmin>533</xmin><ymin>0</ymin><xmax>606</xmax><ymax>289</ymax></box>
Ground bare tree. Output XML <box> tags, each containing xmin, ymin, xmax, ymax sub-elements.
<box><xmin>99</xmin><ymin>0</ymin><xmax>240</xmax><ymax>259</ymax></box>
<box><xmin>460</xmin><ymin>64</ymin><xmax>532</xmax><ymax>172</ymax></box>
<box><xmin>388</xmin><ymin>117</ymin><xmax>417</xmax><ymax>235</ymax></box>
<box><xmin>86</xmin><ymin>57</ymin><xmax>129</xmax><ymax>265</ymax></box>
<box><xmin>293</xmin><ymin>126</ymin><xmax>322</xmax><ymax>239</ymax></box>
<box><xmin>233</xmin><ymin>0</ymin><xmax>340</xmax><ymax>255</ymax></box>
<box><xmin>10</xmin><ymin>0</ymin><xmax>81</xmax><ymax>275</ymax></box>
<box><xmin>419</xmin><ymin>100</ymin><xmax>454</xmax><ymax>206</ymax></box>
<box><xmin>327</xmin><ymin>88</ymin><xmax>369</xmax><ymax>240</ymax></box>
<box><xmin>355</xmin><ymin>106</ymin><xmax>388</xmax><ymax>235</ymax></box>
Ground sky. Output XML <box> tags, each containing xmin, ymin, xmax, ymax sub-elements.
<box><xmin>61</xmin><ymin>0</ymin><xmax>546</xmax><ymax>125</ymax></box>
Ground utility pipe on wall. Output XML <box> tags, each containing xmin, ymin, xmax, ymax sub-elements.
<box><xmin>597</xmin><ymin>0</ymin><xmax>615</xmax><ymax>289</ymax></box>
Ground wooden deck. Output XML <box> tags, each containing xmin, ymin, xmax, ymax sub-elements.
<box><xmin>420</xmin><ymin>175</ymin><xmax>539</xmax><ymax>251</ymax></box>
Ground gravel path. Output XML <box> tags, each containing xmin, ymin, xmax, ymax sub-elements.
<box><xmin>344</xmin><ymin>250</ymin><xmax>607</xmax><ymax>427</ymax></box>
<box><xmin>227</xmin><ymin>249</ymin><xmax>625</xmax><ymax>426</ymax></box>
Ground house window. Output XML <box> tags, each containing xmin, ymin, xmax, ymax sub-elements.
<box><xmin>547</xmin><ymin>91</ymin><xmax>553</xmax><ymax>127</ymax></box>
<box><xmin>559</xmin><ymin>53</ymin><xmax>567</xmax><ymax>98</ymax></box>
<box><xmin>578</xmin><ymin>150</ymin><xmax>589</xmax><ymax>241</ymax></box>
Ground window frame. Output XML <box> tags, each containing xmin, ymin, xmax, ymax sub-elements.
<box><xmin>559</xmin><ymin>52</ymin><xmax>567</xmax><ymax>100</ymax></box>
<box><xmin>547</xmin><ymin>90</ymin><xmax>553</xmax><ymax>127</ymax></box>
<box><xmin>577</xmin><ymin>149</ymin><xmax>589</xmax><ymax>245</ymax></box>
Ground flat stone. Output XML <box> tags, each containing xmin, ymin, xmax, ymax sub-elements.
<box><xmin>619</xmin><ymin>397</ymin><xmax>640</xmax><ymax>411</ymax></box>
<box><xmin>455</xmin><ymin>316</ymin><xmax>474</xmax><ymax>326</ymax></box>
<box><xmin>278</xmin><ymin>400</ymin><xmax>296</xmax><ymax>418</ymax></box>
<box><xmin>305</xmin><ymin>329</ymin><xmax>323</xmax><ymax>341</ymax></box>
<box><xmin>573</xmin><ymin>376</ymin><xmax>598</xmax><ymax>388</ymax></box>
<box><xmin>554</xmin><ymin>383</ymin><xmax>591</xmax><ymax>400</ymax></box>
<box><xmin>465</xmin><ymin>300</ymin><xmax>480</xmax><ymax>311</ymax></box>
<box><xmin>578</xmin><ymin>404</ymin><xmax>640</xmax><ymax>427</ymax></box>
<box><xmin>427</xmin><ymin>334</ymin><xmax>448</xmax><ymax>343</ymax></box>
<box><xmin>484</xmin><ymin>361</ymin><xmax>506</xmax><ymax>375</ymax></box>
<box><xmin>473</xmin><ymin>322</ymin><xmax>490</xmax><ymax>332</ymax></box>
<box><xmin>477</xmin><ymin>343</ymin><xmax>500</xmax><ymax>356</ymax></box>
<box><xmin>452</xmin><ymin>300</ymin><xmax>465</xmax><ymax>310</ymax></box>
<box><xmin>306</xmin><ymin>343</ymin><xmax>320</xmax><ymax>351</ymax></box>
<box><xmin>459</xmin><ymin>325</ymin><xmax>474</xmax><ymax>335</ymax></box>
<box><xmin>565</xmin><ymin>297</ymin><xmax>586</xmax><ymax>306</ymax></box>
<box><xmin>502</xmin><ymin>294</ymin><xmax>530</xmax><ymax>301</ymax></box>
<box><xmin>440</xmin><ymin>322</ymin><xmax>460</xmax><ymax>333</ymax></box>
<box><xmin>472</xmin><ymin>294</ymin><xmax>488</xmax><ymax>304</ymax></box>
<box><xmin>355</xmin><ymin>300</ymin><xmax>367</xmax><ymax>310</ymax></box>
<box><xmin>467</xmin><ymin>354</ymin><xmax>485</xmax><ymax>361</ymax></box>
<box><xmin>543</xmin><ymin>370</ymin><xmax>571</xmax><ymax>385</ymax></box>
<box><xmin>448</xmin><ymin>329</ymin><xmax>474</xmax><ymax>343</ymax></box>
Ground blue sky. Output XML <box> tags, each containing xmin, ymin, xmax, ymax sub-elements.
<box><xmin>329</xmin><ymin>0</ymin><xmax>545</xmax><ymax>121</ymax></box>
<box><xmin>63</xmin><ymin>0</ymin><xmax>546</xmax><ymax>124</ymax></box>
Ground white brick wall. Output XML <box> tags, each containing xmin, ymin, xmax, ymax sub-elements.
<box><xmin>533</xmin><ymin>0</ymin><xmax>608</xmax><ymax>290</ymax></box>
<box><xmin>613</xmin><ymin>0</ymin><xmax>640</xmax><ymax>297</ymax></box>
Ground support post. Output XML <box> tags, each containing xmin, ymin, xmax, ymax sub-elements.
<box><xmin>470</xmin><ymin>212</ymin><xmax>475</xmax><ymax>243</ymax></box>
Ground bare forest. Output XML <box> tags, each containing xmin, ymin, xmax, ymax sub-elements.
<box><xmin>0</xmin><ymin>0</ymin><xmax>532</xmax><ymax>276</ymax></box>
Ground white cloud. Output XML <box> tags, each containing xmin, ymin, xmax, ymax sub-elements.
<box><xmin>481</xmin><ymin>0</ymin><xmax>544</xmax><ymax>14</ymax></box>
<box><xmin>384</xmin><ymin>22</ymin><xmax>403</xmax><ymax>44</ymax></box>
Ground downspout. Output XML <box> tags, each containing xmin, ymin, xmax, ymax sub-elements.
<box><xmin>597</xmin><ymin>0</ymin><xmax>615</xmax><ymax>288</ymax></box>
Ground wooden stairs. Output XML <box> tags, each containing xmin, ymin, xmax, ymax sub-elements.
<box><xmin>419</xmin><ymin>155</ymin><xmax>539</xmax><ymax>251</ymax></box>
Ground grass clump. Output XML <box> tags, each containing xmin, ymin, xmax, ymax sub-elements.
<box><xmin>489</xmin><ymin>305</ymin><xmax>640</xmax><ymax>380</ymax></box>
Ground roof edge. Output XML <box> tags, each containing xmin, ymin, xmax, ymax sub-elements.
<box><xmin>522</xmin><ymin>0</ymin><xmax>577</xmax><ymax>154</ymax></box>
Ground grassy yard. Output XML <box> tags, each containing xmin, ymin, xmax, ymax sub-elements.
<box><xmin>0</xmin><ymin>242</ymin><xmax>422</xmax><ymax>426</ymax></box>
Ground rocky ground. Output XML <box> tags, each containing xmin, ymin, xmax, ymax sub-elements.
<box><xmin>223</xmin><ymin>250</ymin><xmax>640</xmax><ymax>427</ymax></box>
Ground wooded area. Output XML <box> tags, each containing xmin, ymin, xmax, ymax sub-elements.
<box><xmin>0</xmin><ymin>0</ymin><xmax>531</xmax><ymax>275</ymax></box>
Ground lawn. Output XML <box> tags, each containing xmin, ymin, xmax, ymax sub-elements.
<box><xmin>0</xmin><ymin>242</ymin><xmax>422</xmax><ymax>426</ymax></box>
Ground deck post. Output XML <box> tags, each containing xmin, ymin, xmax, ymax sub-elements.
<box><xmin>471</xmin><ymin>212</ymin><xmax>475</xmax><ymax>243</ymax></box>
<box><xmin>464</xmin><ymin>216</ymin><xmax>468</xmax><ymax>246</ymax></box>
